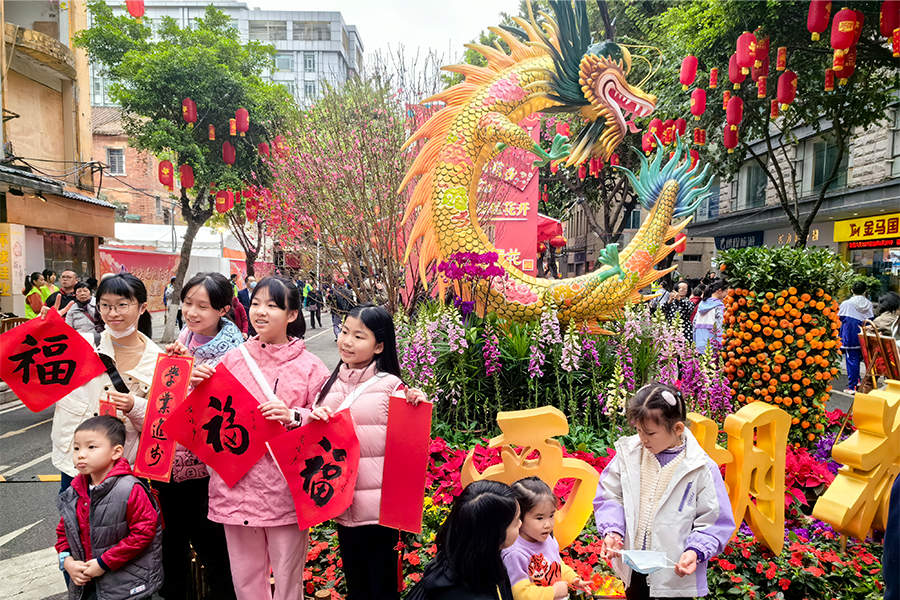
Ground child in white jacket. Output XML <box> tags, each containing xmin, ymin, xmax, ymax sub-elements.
<box><xmin>593</xmin><ymin>382</ymin><xmax>734</xmax><ymax>599</ymax></box>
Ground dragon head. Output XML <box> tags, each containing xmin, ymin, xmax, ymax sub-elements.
<box><xmin>569</xmin><ymin>42</ymin><xmax>656</xmax><ymax>165</ymax></box>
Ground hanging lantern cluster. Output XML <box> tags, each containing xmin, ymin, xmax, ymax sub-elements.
<box><xmin>830</xmin><ymin>7</ymin><xmax>864</xmax><ymax>85</ymax></box>
<box><xmin>880</xmin><ymin>0</ymin><xmax>900</xmax><ymax>56</ymax></box>
<box><xmin>728</xmin><ymin>53</ymin><xmax>746</xmax><ymax>89</ymax></box>
<box><xmin>549</xmin><ymin>235</ymin><xmax>567</xmax><ymax>249</ymax></box>
<box><xmin>736</xmin><ymin>31</ymin><xmax>758</xmax><ymax>74</ymax></box>
<box><xmin>158</xmin><ymin>160</ymin><xmax>174</xmax><ymax>191</ymax></box>
<box><xmin>693</xmin><ymin>127</ymin><xmax>706</xmax><ymax>146</ymax></box>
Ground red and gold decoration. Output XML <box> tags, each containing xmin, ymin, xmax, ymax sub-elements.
<box><xmin>208</xmin><ymin>124</ymin><xmax>215</xmax><ymax>141</ymax></box>
<box><xmin>722</xmin><ymin>89</ymin><xmax>732</xmax><ymax>110</ymax></box>
<box><xmin>215</xmin><ymin>189</ymin><xmax>230</xmax><ymax>214</ymax></box>
<box><xmin>770</xmin><ymin>99</ymin><xmax>779</xmax><ymax>119</ymax></box>
<box><xmin>726</xmin><ymin>96</ymin><xmax>744</xmax><ymax>131</ymax></box>
<box><xmin>680</xmin><ymin>55</ymin><xmax>698</xmax><ymax>90</ymax></box>
<box><xmin>723</xmin><ymin>124</ymin><xmax>739</xmax><ymax>153</ymax></box>
<box><xmin>777</xmin><ymin>70</ymin><xmax>798</xmax><ymax>110</ymax></box>
<box><xmin>693</xmin><ymin>127</ymin><xmax>706</xmax><ymax>146</ymax></box>
<box><xmin>690</xmin><ymin>88</ymin><xmax>707</xmax><ymax>120</ymax></box>
<box><xmin>736</xmin><ymin>31</ymin><xmax>758</xmax><ymax>74</ymax></box>
<box><xmin>776</xmin><ymin>46</ymin><xmax>787</xmax><ymax>71</ymax></box>
<box><xmin>178</xmin><ymin>164</ymin><xmax>194</xmax><ymax>190</ymax></box>
<box><xmin>757</xmin><ymin>76</ymin><xmax>767</xmax><ymax>99</ymax></box>
<box><xmin>158</xmin><ymin>160</ymin><xmax>174</xmax><ymax>191</ymax></box>
<box><xmin>880</xmin><ymin>0</ymin><xmax>900</xmax><ymax>37</ymax></box>
<box><xmin>709</xmin><ymin>67</ymin><xmax>719</xmax><ymax>88</ymax></box>
<box><xmin>838</xmin><ymin>45</ymin><xmax>857</xmax><ymax>84</ymax></box>
<box><xmin>807</xmin><ymin>0</ymin><xmax>832</xmax><ymax>41</ymax></box>
<box><xmin>229</xmin><ymin>118</ymin><xmax>237</xmax><ymax>137</ymax></box>
<box><xmin>728</xmin><ymin>53</ymin><xmax>746</xmax><ymax>89</ymax></box>
<box><xmin>235</xmin><ymin>108</ymin><xmax>249</xmax><ymax>137</ymax></box>
<box><xmin>222</xmin><ymin>141</ymin><xmax>236</xmax><ymax>166</ymax></box>
<box><xmin>549</xmin><ymin>235</ymin><xmax>567</xmax><ymax>249</ymax></box>
<box><xmin>181</xmin><ymin>98</ymin><xmax>197</xmax><ymax>128</ymax></box>
<box><xmin>125</xmin><ymin>0</ymin><xmax>145</xmax><ymax>20</ymax></box>
<box><xmin>824</xmin><ymin>68</ymin><xmax>835</xmax><ymax>91</ymax></box>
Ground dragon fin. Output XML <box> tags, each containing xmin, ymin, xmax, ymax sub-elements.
<box><xmin>421</xmin><ymin>82</ymin><xmax>480</xmax><ymax>106</ymax></box>
<box><xmin>439</xmin><ymin>64</ymin><xmax>495</xmax><ymax>86</ymax></box>
<box><xmin>465</xmin><ymin>43</ymin><xmax>516</xmax><ymax>70</ymax></box>
<box><xmin>402</xmin><ymin>170</ymin><xmax>434</xmax><ymax>226</ymax></box>
<box><xmin>401</xmin><ymin>105</ymin><xmax>463</xmax><ymax>151</ymax></box>
<box><xmin>398</xmin><ymin>137</ymin><xmax>442</xmax><ymax>193</ymax></box>
<box><xmin>634</xmin><ymin>266</ymin><xmax>677</xmax><ymax>290</ymax></box>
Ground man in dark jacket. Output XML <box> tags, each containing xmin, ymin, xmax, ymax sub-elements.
<box><xmin>45</xmin><ymin>269</ymin><xmax>78</xmax><ymax>311</ymax></box>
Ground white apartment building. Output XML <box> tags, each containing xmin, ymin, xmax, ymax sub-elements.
<box><xmin>91</xmin><ymin>1</ymin><xmax>364</xmax><ymax>107</ymax></box>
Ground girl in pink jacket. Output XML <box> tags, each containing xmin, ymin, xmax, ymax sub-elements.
<box><xmin>196</xmin><ymin>276</ymin><xmax>330</xmax><ymax>600</ymax></box>
<box><xmin>309</xmin><ymin>304</ymin><xmax>424</xmax><ymax>600</ymax></box>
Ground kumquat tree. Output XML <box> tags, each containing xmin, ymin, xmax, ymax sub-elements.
<box><xmin>717</xmin><ymin>246</ymin><xmax>853</xmax><ymax>443</ymax></box>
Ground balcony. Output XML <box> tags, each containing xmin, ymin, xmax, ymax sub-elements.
<box><xmin>4</xmin><ymin>22</ymin><xmax>75</xmax><ymax>80</ymax></box>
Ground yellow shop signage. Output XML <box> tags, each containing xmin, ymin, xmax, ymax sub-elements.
<box><xmin>833</xmin><ymin>213</ymin><xmax>900</xmax><ymax>242</ymax></box>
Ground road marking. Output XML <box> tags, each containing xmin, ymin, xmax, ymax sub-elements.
<box><xmin>305</xmin><ymin>328</ymin><xmax>330</xmax><ymax>342</ymax></box>
<box><xmin>0</xmin><ymin>418</ymin><xmax>52</xmax><ymax>440</ymax></box>
<box><xmin>0</xmin><ymin>403</ymin><xmax>26</xmax><ymax>416</ymax></box>
<box><xmin>0</xmin><ymin>519</ymin><xmax>43</xmax><ymax>547</ymax></box>
<box><xmin>37</xmin><ymin>474</ymin><xmax>61</xmax><ymax>482</ymax></box>
<box><xmin>1</xmin><ymin>452</ymin><xmax>51</xmax><ymax>477</ymax></box>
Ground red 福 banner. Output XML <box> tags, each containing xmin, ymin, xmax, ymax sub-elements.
<box><xmin>133</xmin><ymin>354</ymin><xmax>194</xmax><ymax>481</ymax></box>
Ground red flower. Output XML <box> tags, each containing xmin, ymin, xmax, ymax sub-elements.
<box><xmin>778</xmin><ymin>578</ymin><xmax>791</xmax><ymax>590</ymax></box>
<box><xmin>718</xmin><ymin>559</ymin><xmax>737</xmax><ymax>571</ymax></box>
<box><xmin>804</xmin><ymin>566</ymin><xmax>825</xmax><ymax>577</ymax></box>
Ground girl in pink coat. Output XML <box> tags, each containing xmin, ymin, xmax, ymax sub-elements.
<box><xmin>195</xmin><ymin>276</ymin><xmax>330</xmax><ymax>600</ymax></box>
<box><xmin>309</xmin><ymin>304</ymin><xmax>425</xmax><ymax>600</ymax></box>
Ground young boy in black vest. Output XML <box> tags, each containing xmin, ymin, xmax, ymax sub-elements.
<box><xmin>56</xmin><ymin>416</ymin><xmax>163</xmax><ymax>599</ymax></box>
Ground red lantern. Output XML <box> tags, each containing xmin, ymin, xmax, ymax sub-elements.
<box><xmin>770</xmin><ymin>99</ymin><xmax>780</xmax><ymax>119</ymax></box>
<box><xmin>709</xmin><ymin>68</ymin><xmax>719</xmax><ymax>89</ymax></box>
<box><xmin>726</xmin><ymin>96</ymin><xmax>744</xmax><ymax>130</ymax></box>
<box><xmin>158</xmin><ymin>160</ymin><xmax>174</xmax><ymax>191</ymax></box>
<box><xmin>675</xmin><ymin>118</ymin><xmax>687</xmax><ymax>136</ymax></box>
<box><xmin>182</xmin><ymin>98</ymin><xmax>197</xmax><ymax>128</ymax></box>
<box><xmin>831</xmin><ymin>7</ymin><xmax>858</xmax><ymax>54</ymax></box>
<box><xmin>777</xmin><ymin>70</ymin><xmax>798</xmax><ymax>109</ymax></box>
<box><xmin>728</xmin><ymin>53</ymin><xmax>746</xmax><ymax>89</ymax></box>
<box><xmin>723</xmin><ymin>125</ymin><xmax>739</xmax><ymax>153</ymax></box>
<box><xmin>776</xmin><ymin>46</ymin><xmax>787</xmax><ymax>71</ymax></box>
<box><xmin>894</xmin><ymin>27</ymin><xmax>900</xmax><ymax>57</ymax></box>
<box><xmin>258</xmin><ymin>142</ymin><xmax>270</xmax><ymax>157</ymax></box>
<box><xmin>757</xmin><ymin>75</ymin><xmax>767</xmax><ymax>99</ymax></box>
<box><xmin>648</xmin><ymin>118</ymin><xmax>663</xmax><ymax>136</ymax></box>
<box><xmin>838</xmin><ymin>45</ymin><xmax>857</xmax><ymax>84</ymax></box>
<box><xmin>680</xmin><ymin>55</ymin><xmax>698</xmax><ymax>90</ymax></box>
<box><xmin>661</xmin><ymin>119</ymin><xmax>675</xmax><ymax>145</ymax></box>
<box><xmin>245</xmin><ymin>197</ymin><xmax>258</xmax><ymax>223</ymax></box>
<box><xmin>229</xmin><ymin>118</ymin><xmax>237</xmax><ymax>137</ymax></box>
<box><xmin>208</xmin><ymin>124</ymin><xmax>215</xmax><ymax>141</ymax></box>
<box><xmin>610</xmin><ymin>154</ymin><xmax>620</xmax><ymax>166</ymax></box>
<box><xmin>853</xmin><ymin>10</ymin><xmax>865</xmax><ymax>44</ymax></box>
<box><xmin>549</xmin><ymin>235</ymin><xmax>567</xmax><ymax>249</ymax></box>
<box><xmin>688</xmin><ymin>149</ymin><xmax>699</xmax><ymax>171</ymax></box>
<box><xmin>690</xmin><ymin>88</ymin><xmax>706</xmax><ymax>120</ymax></box>
<box><xmin>225</xmin><ymin>189</ymin><xmax>235</xmax><ymax>211</ymax></box>
<box><xmin>808</xmin><ymin>0</ymin><xmax>832</xmax><ymax>41</ymax></box>
<box><xmin>215</xmin><ymin>190</ymin><xmax>229</xmax><ymax>214</ymax></box>
<box><xmin>880</xmin><ymin>0</ymin><xmax>900</xmax><ymax>37</ymax></box>
<box><xmin>235</xmin><ymin>108</ymin><xmax>249</xmax><ymax>137</ymax></box>
<box><xmin>125</xmin><ymin>0</ymin><xmax>144</xmax><ymax>19</ymax></box>
<box><xmin>736</xmin><ymin>31</ymin><xmax>757</xmax><ymax>74</ymax></box>
<box><xmin>752</xmin><ymin>37</ymin><xmax>769</xmax><ymax>80</ymax></box>
<box><xmin>825</xmin><ymin>68</ymin><xmax>835</xmax><ymax>91</ymax></box>
<box><xmin>178</xmin><ymin>164</ymin><xmax>194</xmax><ymax>189</ymax></box>
<box><xmin>722</xmin><ymin>89</ymin><xmax>732</xmax><ymax>110</ymax></box>
<box><xmin>578</xmin><ymin>164</ymin><xmax>586</xmax><ymax>179</ymax></box>
<box><xmin>693</xmin><ymin>127</ymin><xmax>706</xmax><ymax>146</ymax></box>
<box><xmin>832</xmin><ymin>49</ymin><xmax>846</xmax><ymax>71</ymax></box>
<box><xmin>641</xmin><ymin>132</ymin><xmax>656</xmax><ymax>155</ymax></box>
<box><xmin>674</xmin><ymin>232</ymin><xmax>687</xmax><ymax>253</ymax></box>
<box><xmin>222</xmin><ymin>141</ymin><xmax>236</xmax><ymax>166</ymax></box>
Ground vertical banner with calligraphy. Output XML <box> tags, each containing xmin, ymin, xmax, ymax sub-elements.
<box><xmin>134</xmin><ymin>354</ymin><xmax>194</xmax><ymax>481</ymax></box>
<box><xmin>379</xmin><ymin>390</ymin><xmax>433</xmax><ymax>533</ymax></box>
<box><xmin>0</xmin><ymin>312</ymin><xmax>106</xmax><ymax>412</ymax></box>
<box><xmin>163</xmin><ymin>363</ymin><xmax>285</xmax><ymax>487</ymax></box>
<box><xmin>267</xmin><ymin>410</ymin><xmax>360</xmax><ymax>531</ymax></box>
<box><xmin>479</xmin><ymin>114</ymin><xmax>540</xmax><ymax>276</ymax></box>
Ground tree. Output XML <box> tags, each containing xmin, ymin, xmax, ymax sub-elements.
<box><xmin>76</xmin><ymin>1</ymin><xmax>296</xmax><ymax>340</ymax></box>
<box><xmin>648</xmin><ymin>0</ymin><xmax>897</xmax><ymax>247</ymax></box>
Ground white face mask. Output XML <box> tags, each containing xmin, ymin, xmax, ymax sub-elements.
<box><xmin>107</xmin><ymin>322</ymin><xmax>138</xmax><ymax>338</ymax></box>
<box><xmin>619</xmin><ymin>550</ymin><xmax>675</xmax><ymax>575</ymax></box>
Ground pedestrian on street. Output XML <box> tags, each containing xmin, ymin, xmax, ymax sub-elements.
<box><xmin>45</xmin><ymin>269</ymin><xmax>78</xmax><ymax>311</ymax></box>
<box><xmin>65</xmin><ymin>282</ymin><xmax>99</xmax><ymax>334</ymax></box>
<box><xmin>56</xmin><ymin>416</ymin><xmax>163</xmax><ymax>599</ymax></box>
<box><xmin>693</xmin><ymin>280</ymin><xmax>727</xmax><ymax>353</ymax></box>
<box><xmin>41</xmin><ymin>269</ymin><xmax>59</xmax><ymax>301</ymax></box>
<box><xmin>307</xmin><ymin>283</ymin><xmax>323</xmax><ymax>329</ymax></box>
<box><xmin>662</xmin><ymin>281</ymin><xmax>694</xmax><ymax>341</ymax></box>
<box><xmin>22</xmin><ymin>272</ymin><xmax>46</xmax><ymax>319</ymax></box>
<box><xmin>328</xmin><ymin>282</ymin><xmax>355</xmax><ymax>341</ymax></box>
<box><xmin>163</xmin><ymin>272</ymin><xmax>243</xmax><ymax>600</ymax></box>
<box><xmin>838</xmin><ymin>280</ymin><xmax>874</xmax><ymax>392</ymax></box>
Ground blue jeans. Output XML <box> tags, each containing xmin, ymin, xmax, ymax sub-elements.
<box><xmin>845</xmin><ymin>347</ymin><xmax>862</xmax><ymax>390</ymax></box>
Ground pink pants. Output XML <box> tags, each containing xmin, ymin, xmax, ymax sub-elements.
<box><xmin>223</xmin><ymin>523</ymin><xmax>309</xmax><ymax>600</ymax></box>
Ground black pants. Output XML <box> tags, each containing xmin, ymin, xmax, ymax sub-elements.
<box><xmin>336</xmin><ymin>524</ymin><xmax>400</xmax><ymax>600</ymax></box>
<box><xmin>626</xmin><ymin>573</ymin><xmax>694</xmax><ymax>600</ymax></box>
<box><xmin>156</xmin><ymin>477</ymin><xmax>236</xmax><ymax>600</ymax></box>
<box><xmin>308</xmin><ymin>306</ymin><xmax>321</xmax><ymax>328</ymax></box>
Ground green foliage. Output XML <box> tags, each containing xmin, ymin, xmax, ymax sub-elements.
<box><xmin>718</xmin><ymin>246</ymin><xmax>853</xmax><ymax>296</ymax></box>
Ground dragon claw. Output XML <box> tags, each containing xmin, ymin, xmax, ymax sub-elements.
<box><xmin>531</xmin><ymin>134</ymin><xmax>571</xmax><ymax>168</ymax></box>
<box><xmin>596</xmin><ymin>243</ymin><xmax>626</xmax><ymax>281</ymax></box>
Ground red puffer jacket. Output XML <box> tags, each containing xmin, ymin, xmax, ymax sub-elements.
<box><xmin>55</xmin><ymin>457</ymin><xmax>158</xmax><ymax>571</ymax></box>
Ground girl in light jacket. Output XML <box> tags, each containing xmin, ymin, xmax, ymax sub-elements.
<box><xmin>193</xmin><ymin>276</ymin><xmax>330</xmax><ymax>600</ymax></box>
<box><xmin>594</xmin><ymin>383</ymin><xmax>734</xmax><ymax>600</ymax></box>
<box><xmin>48</xmin><ymin>273</ymin><xmax>160</xmax><ymax>492</ymax></box>
<box><xmin>308</xmin><ymin>304</ymin><xmax>426</xmax><ymax>599</ymax></box>
<box><xmin>692</xmin><ymin>280</ymin><xmax>727</xmax><ymax>353</ymax></box>
<box><xmin>162</xmin><ymin>273</ymin><xmax>243</xmax><ymax>600</ymax></box>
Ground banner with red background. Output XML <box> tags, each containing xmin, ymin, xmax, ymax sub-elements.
<box><xmin>99</xmin><ymin>248</ymin><xmax>179</xmax><ymax>313</ymax></box>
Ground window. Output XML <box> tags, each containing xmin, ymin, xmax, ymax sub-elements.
<box><xmin>682</xmin><ymin>254</ymin><xmax>702</xmax><ymax>262</ymax></box>
<box><xmin>304</xmin><ymin>81</ymin><xmax>317</xmax><ymax>99</ymax></box>
<box><xmin>694</xmin><ymin>178</ymin><xmax>720</xmax><ymax>222</ymax></box>
<box><xmin>811</xmin><ymin>136</ymin><xmax>848</xmax><ymax>192</ymax></box>
<box><xmin>742</xmin><ymin>162</ymin><xmax>767</xmax><ymax>209</ymax></box>
<box><xmin>293</xmin><ymin>21</ymin><xmax>330</xmax><ymax>41</ymax></box>
<box><xmin>43</xmin><ymin>232</ymin><xmax>94</xmax><ymax>279</ymax></box>
<box><xmin>304</xmin><ymin>52</ymin><xmax>316</xmax><ymax>73</ymax></box>
<box><xmin>280</xmin><ymin>81</ymin><xmax>297</xmax><ymax>97</ymax></box>
<box><xmin>91</xmin><ymin>66</ymin><xmax>117</xmax><ymax>106</ymax></box>
<box><xmin>892</xmin><ymin>108</ymin><xmax>900</xmax><ymax>177</ymax></box>
<box><xmin>249</xmin><ymin>20</ymin><xmax>287</xmax><ymax>41</ymax></box>
<box><xmin>106</xmin><ymin>148</ymin><xmax>125</xmax><ymax>175</ymax></box>
<box><xmin>275</xmin><ymin>53</ymin><xmax>294</xmax><ymax>72</ymax></box>
<box><xmin>625</xmin><ymin>208</ymin><xmax>641</xmax><ymax>229</ymax></box>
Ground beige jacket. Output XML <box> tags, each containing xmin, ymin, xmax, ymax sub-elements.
<box><xmin>50</xmin><ymin>330</ymin><xmax>161</xmax><ymax>476</ymax></box>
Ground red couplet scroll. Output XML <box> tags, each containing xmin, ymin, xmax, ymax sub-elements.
<box><xmin>133</xmin><ymin>354</ymin><xmax>194</xmax><ymax>481</ymax></box>
<box><xmin>0</xmin><ymin>311</ymin><xmax>105</xmax><ymax>412</ymax></box>
<box><xmin>267</xmin><ymin>409</ymin><xmax>360</xmax><ymax>531</ymax></box>
<box><xmin>163</xmin><ymin>363</ymin><xmax>284</xmax><ymax>487</ymax></box>
<box><xmin>379</xmin><ymin>389</ymin><xmax>433</xmax><ymax>533</ymax></box>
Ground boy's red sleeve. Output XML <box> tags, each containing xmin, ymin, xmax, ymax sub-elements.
<box><xmin>55</xmin><ymin>517</ymin><xmax>70</xmax><ymax>553</ymax></box>
<box><xmin>98</xmin><ymin>485</ymin><xmax>158</xmax><ymax>571</ymax></box>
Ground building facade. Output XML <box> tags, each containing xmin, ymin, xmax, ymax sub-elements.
<box><xmin>1</xmin><ymin>0</ymin><xmax>115</xmax><ymax>315</ymax></box>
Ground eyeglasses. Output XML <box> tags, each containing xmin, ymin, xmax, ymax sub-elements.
<box><xmin>98</xmin><ymin>301</ymin><xmax>136</xmax><ymax>314</ymax></box>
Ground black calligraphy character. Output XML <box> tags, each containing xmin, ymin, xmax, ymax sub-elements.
<box><xmin>163</xmin><ymin>365</ymin><xmax>181</xmax><ymax>387</ymax></box>
<box><xmin>201</xmin><ymin>395</ymin><xmax>250</xmax><ymax>455</ymax></box>
<box><xmin>9</xmin><ymin>334</ymin><xmax>75</xmax><ymax>385</ymax></box>
<box><xmin>156</xmin><ymin>391</ymin><xmax>174</xmax><ymax>415</ymax></box>
<box><xmin>298</xmin><ymin>437</ymin><xmax>346</xmax><ymax>507</ymax></box>
<box><xmin>9</xmin><ymin>335</ymin><xmax>40</xmax><ymax>384</ymax></box>
<box><xmin>147</xmin><ymin>443</ymin><xmax>163</xmax><ymax>467</ymax></box>
<box><xmin>150</xmin><ymin>418</ymin><xmax>166</xmax><ymax>441</ymax></box>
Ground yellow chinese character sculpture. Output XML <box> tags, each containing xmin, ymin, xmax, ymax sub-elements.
<box><xmin>461</xmin><ymin>406</ymin><xmax>599</xmax><ymax>549</ymax></box>
<box><xmin>813</xmin><ymin>379</ymin><xmax>900</xmax><ymax>539</ymax></box>
<box><xmin>689</xmin><ymin>402</ymin><xmax>790</xmax><ymax>554</ymax></box>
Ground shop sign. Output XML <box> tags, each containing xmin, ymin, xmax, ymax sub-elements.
<box><xmin>715</xmin><ymin>231</ymin><xmax>764</xmax><ymax>250</ymax></box>
<box><xmin>777</xmin><ymin>229</ymin><xmax>819</xmax><ymax>245</ymax></box>
<box><xmin>848</xmin><ymin>238</ymin><xmax>900</xmax><ymax>249</ymax></box>
<box><xmin>833</xmin><ymin>213</ymin><xmax>900</xmax><ymax>242</ymax></box>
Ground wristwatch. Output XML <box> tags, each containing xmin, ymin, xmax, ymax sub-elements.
<box><xmin>291</xmin><ymin>409</ymin><xmax>303</xmax><ymax>426</ymax></box>
<box><xmin>58</xmin><ymin>552</ymin><xmax>70</xmax><ymax>571</ymax></box>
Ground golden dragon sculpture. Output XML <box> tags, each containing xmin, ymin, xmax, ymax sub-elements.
<box><xmin>400</xmin><ymin>0</ymin><xmax>713</xmax><ymax>323</ymax></box>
